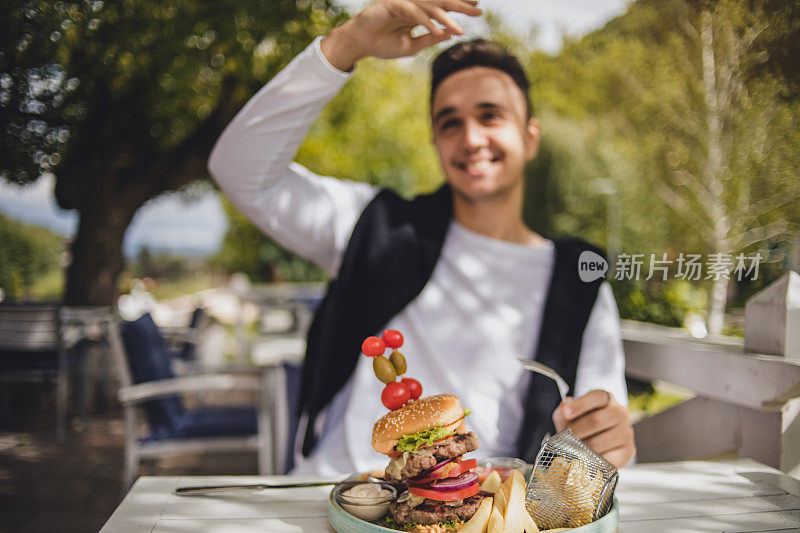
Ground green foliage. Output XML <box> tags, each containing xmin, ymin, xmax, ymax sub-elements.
<box><xmin>298</xmin><ymin>55</ymin><xmax>444</xmax><ymax>197</ymax></box>
<box><xmin>527</xmin><ymin>0</ymin><xmax>800</xmax><ymax>257</ymax></box>
<box><xmin>2</xmin><ymin>0</ymin><xmax>348</xmax><ymax>304</ymax></box>
<box><xmin>131</xmin><ymin>246</ymin><xmax>203</xmax><ymax>280</ymax></box>
<box><xmin>628</xmin><ymin>384</ymin><xmax>690</xmax><ymax>417</ymax></box>
<box><xmin>1</xmin><ymin>0</ymin><xmax>348</xmax><ymax>184</ymax></box>
<box><xmin>612</xmin><ymin>278</ymin><xmax>707</xmax><ymax>326</ymax></box>
<box><xmin>30</xmin><ymin>267</ymin><xmax>65</xmax><ymax>301</ymax></box>
<box><xmin>0</xmin><ymin>213</ymin><xmax>63</xmax><ymax>300</ymax></box>
<box><xmin>211</xmin><ymin>197</ymin><xmax>327</xmax><ymax>283</ymax></box>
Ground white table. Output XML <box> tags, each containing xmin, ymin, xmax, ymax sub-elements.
<box><xmin>101</xmin><ymin>459</ymin><xmax>800</xmax><ymax>532</ymax></box>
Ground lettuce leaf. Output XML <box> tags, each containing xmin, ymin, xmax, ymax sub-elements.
<box><xmin>395</xmin><ymin>425</ymin><xmax>454</xmax><ymax>452</ymax></box>
<box><xmin>394</xmin><ymin>409</ymin><xmax>472</xmax><ymax>452</ymax></box>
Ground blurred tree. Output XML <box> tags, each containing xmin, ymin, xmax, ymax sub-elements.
<box><xmin>0</xmin><ymin>0</ymin><xmax>346</xmax><ymax>304</ymax></box>
<box><xmin>610</xmin><ymin>0</ymin><xmax>800</xmax><ymax>333</ymax></box>
<box><xmin>527</xmin><ymin>0</ymin><xmax>800</xmax><ymax>332</ymax></box>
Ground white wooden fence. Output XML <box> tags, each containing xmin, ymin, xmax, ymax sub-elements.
<box><xmin>625</xmin><ymin>272</ymin><xmax>800</xmax><ymax>478</ymax></box>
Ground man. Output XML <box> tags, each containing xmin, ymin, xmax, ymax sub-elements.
<box><xmin>208</xmin><ymin>0</ymin><xmax>635</xmax><ymax>475</ymax></box>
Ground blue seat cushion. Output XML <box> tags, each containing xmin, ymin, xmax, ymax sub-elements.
<box><xmin>145</xmin><ymin>406</ymin><xmax>257</xmax><ymax>441</ymax></box>
<box><xmin>121</xmin><ymin>314</ymin><xmax>184</xmax><ymax>436</ymax></box>
<box><xmin>282</xmin><ymin>361</ymin><xmax>303</xmax><ymax>473</ymax></box>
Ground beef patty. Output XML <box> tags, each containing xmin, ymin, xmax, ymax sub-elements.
<box><xmin>387</xmin><ymin>432</ymin><xmax>480</xmax><ymax>481</ymax></box>
<box><xmin>389</xmin><ymin>493</ymin><xmax>487</xmax><ymax>525</ymax></box>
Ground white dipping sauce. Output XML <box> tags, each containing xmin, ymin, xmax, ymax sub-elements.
<box><xmin>340</xmin><ymin>483</ymin><xmax>394</xmax><ymax>521</ymax></box>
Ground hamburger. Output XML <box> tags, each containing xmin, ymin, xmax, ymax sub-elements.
<box><xmin>372</xmin><ymin>394</ymin><xmax>485</xmax><ymax>530</ymax></box>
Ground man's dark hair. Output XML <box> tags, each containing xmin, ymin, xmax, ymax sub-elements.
<box><xmin>430</xmin><ymin>39</ymin><xmax>534</xmax><ymax>119</ymax></box>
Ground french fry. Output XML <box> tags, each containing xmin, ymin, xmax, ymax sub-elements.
<box><xmin>494</xmin><ymin>486</ymin><xmax>508</xmax><ymax>515</ymax></box>
<box><xmin>500</xmin><ymin>473</ymin><xmax>515</xmax><ymax>498</ymax></box>
<box><xmin>563</xmin><ymin>461</ymin><xmax>596</xmax><ymax>527</ymax></box>
<box><xmin>456</xmin><ymin>497</ymin><xmax>493</xmax><ymax>533</ymax></box>
<box><xmin>507</xmin><ymin>469</ymin><xmax>538</xmax><ymax>533</ymax></box>
<box><xmin>488</xmin><ymin>505</ymin><xmax>504</xmax><ymax>533</ymax></box>
<box><xmin>511</xmin><ymin>469</ymin><xmax>526</xmax><ymax>491</ymax></box>
<box><xmin>481</xmin><ymin>470</ymin><xmax>503</xmax><ymax>494</ymax></box>
<box><xmin>546</xmin><ymin>457</ymin><xmax>571</xmax><ymax>487</ymax></box>
<box><xmin>522</xmin><ymin>510</ymin><xmax>540</xmax><ymax>533</ymax></box>
<box><xmin>501</xmin><ymin>468</ymin><xmax>526</xmax><ymax>533</ymax></box>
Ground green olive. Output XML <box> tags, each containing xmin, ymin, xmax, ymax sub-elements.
<box><xmin>390</xmin><ymin>350</ymin><xmax>407</xmax><ymax>375</ymax></box>
<box><xmin>373</xmin><ymin>355</ymin><xmax>397</xmax><ymax>384</ymax></box>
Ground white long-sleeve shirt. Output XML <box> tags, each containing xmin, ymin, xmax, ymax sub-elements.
<box><xmin>209</xmin><ymin>36</ymin><xmax>627</xmax><ymax>477</ymax></box>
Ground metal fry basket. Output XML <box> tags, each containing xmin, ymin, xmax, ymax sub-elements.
<box><xmin>524</xmin><ymin>429</ymin><xmax>619</xmax><ymax>530</ymax></box>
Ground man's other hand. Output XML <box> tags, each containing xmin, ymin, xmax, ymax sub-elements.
<box><xmin>552</xmin><ymin>389</ymin><xmax>636</xmax><ymax>468</ymax></box>
<box><xmin>321</xmin><ymin>0</ymin><xmax>482</xmax><ymax>71</ymax></box>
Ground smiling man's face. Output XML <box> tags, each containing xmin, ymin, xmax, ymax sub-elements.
<box><xmin>431</xmin><ymin>66</ymin><xmax>540</xmax><ymax>205</ymax></box>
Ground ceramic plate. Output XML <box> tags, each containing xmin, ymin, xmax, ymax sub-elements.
<box><xmin>328</xmin><ymin>481</ymin><xmax>619</xmax><ymax>533</ymax></box>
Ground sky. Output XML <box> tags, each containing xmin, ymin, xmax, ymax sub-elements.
<box><xmin>0</xmin><ymin>0</ymin><xmax>630</xmax><ymax>257</ymax></box>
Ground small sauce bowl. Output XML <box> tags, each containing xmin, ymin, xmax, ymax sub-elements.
<box><xmin>476</xmin><ymin>456</ymin><xmax>531</xmax><ymax>483</ymax></box>
<box><xmin>333</xmin><ymin>481</ymin><xmax>397</xmax><ymax>522</ymax></box>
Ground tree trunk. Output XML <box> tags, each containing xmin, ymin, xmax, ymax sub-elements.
<box><xmin>700</xmin><ymin>9</ymin><xmax>730</xmax><ymax>336</ymax></box>
<box><xmin>63</xmin><ymin>200</ymin><xmax>138</xmax><ymax>306</ymax></box>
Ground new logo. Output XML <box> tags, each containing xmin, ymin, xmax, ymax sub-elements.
<box><xmin>578</xmin><ymin>251</ymin><xmax>608</xmax><ymax>282</ymax></box>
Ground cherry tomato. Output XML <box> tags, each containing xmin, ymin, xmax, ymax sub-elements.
<box><xmin>381</xmin><ymin>381</ymin><xmax>410</xmax><ymax>410</ymax></box>
<box><xmin>362</xmin><ymin>336</ymin><xmax>385</xmax><ymax>357</ymax></box>
<box><xmin>382</xmin><ymin>329</ymin><xmax>404</xmax><ymax>349</ymax></box>
<box><xmin>401</xmin><ymin>377</ymin><xmax>422</xmax><ymax>399</ymax></box>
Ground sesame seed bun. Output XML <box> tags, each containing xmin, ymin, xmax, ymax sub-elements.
<box><xmin>372</xmin><ymin>394</ymin><xmax>467</xmax><ymax>455</ymax></box>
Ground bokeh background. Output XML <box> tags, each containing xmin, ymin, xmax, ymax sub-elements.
<box><xmin>2</xmin><ymin>0</ymin><xmax>798</xmax><ymax>335</ymax></box>
<box><xmin>2</xmin><ymin>0</ymin><xmax>800</xmax><ymax>530</ymax></box>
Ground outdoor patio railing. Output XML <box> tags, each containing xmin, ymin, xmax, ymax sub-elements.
<box><xmin>623</xmin><ymin>272</ymin><xmax>800</xmax><ymax>479</ymax></box>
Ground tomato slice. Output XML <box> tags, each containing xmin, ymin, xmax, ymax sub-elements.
<box><xmin>408</xmin><ymin>482</ymin><xmax>480</xmax><ymax>502</ymax></box>
<box><xmin>412</xmin><ymin>459</ymin><xmax>477</xmax><ymax>483</ymax></box>
<box><xmin>431</xmin><ymin>435</ymin><xmax>454</xmax><ymax>446</ymax></box>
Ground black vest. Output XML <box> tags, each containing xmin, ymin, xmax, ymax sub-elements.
<box><xmin>298</xmin><ymin>184</ymin><xmax>604</xmax><ymax>462</ymax></box>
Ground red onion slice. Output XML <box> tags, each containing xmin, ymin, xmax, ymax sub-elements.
<box><xmin>425</xmin><ymin>472</ymin><xmax>479</xmax><ymax>492</ymax></box>
<box><xmin>412</xmin><ymin>457</ymin><xmax>457</xmax><ymax>481</ymax></box>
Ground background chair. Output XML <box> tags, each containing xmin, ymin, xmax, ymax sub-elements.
<box><xmin>0</xmin><ymin>303</ymin><xmax>86</xmax><ymax>442</ymax></box>
<box><xmin>106</xmin><ymin>312</ymin><xmax>272</xmax><ymax>488</ymax></box>
<box><xmin>160</xmin><ymin>307</ymin><xmax>211</xmax><ymax>373</ymax></box>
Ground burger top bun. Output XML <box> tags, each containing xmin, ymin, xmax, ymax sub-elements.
<box><xmin>372</xmin><ymin>394</ymin><xmax>466</xmax><ymax>455</ymax></box>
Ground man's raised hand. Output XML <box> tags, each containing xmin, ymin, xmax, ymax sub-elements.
<box><xmin>321</xmin><ymin>0</ymin><xmax>482</xmax><ymax>72</ymax></box>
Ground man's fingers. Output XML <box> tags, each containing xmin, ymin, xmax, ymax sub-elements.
<box><xmin>409</xmin><ymin>31</ymin><xmax>452</xmax><ymax>53</ymax></box>
<box><xmin>600</xmin><ymin>443</ymin><xmax>637</xmax><ymax>468</ymax></box>
<box><xmin>563</xmin><ymin>389</ymin><xmax>613</xmax><ymax>420</ymax></box>
<box><xmin>416</xmin><ymin>3</ymin><xmax>464</xmax><ymax>35</ymax></box>
<box><xmin>552</xmin><ymin>402</ymin><xmax>568</xmax><ymax>432</ymax></box>
<box><xmin>566</xmin><ymin>405</ymin><xmax>618</xmax><ymax>439</ymax></box>
<box><xmin>434</xmin><ymin>0</ymin><xmax>483</xmax><ymax>16</ymax></box>
<box><xmin>391</xmin><ymin>0</ymin><xmax>445</xmax><ymax>36</ymax></box>
<box><xmin>582</xmin><ymin>422</ymin><xmax>634</xmax><ymax>455</ymax></box>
